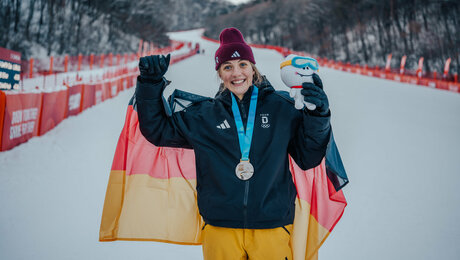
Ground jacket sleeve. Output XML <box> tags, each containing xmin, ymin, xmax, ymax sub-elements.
<box><xmin>135</xmin><ymin>77</ymin><xmax>192</xmax><ymax>149</ymax></box>
<box><xmin>288</xmin><ymin>110</ymin><xmax>331</xmax><ymax>171</ymax></box>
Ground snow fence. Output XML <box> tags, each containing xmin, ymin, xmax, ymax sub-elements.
<box><xmin>0</xmin><ymin>45</ymin><xmax>199</xmax><ymax>152</ymax></box>
<box><xmin>202</xmin><ymin>36</ymin><xmax>460</xmax><ymax>94</ymax></box>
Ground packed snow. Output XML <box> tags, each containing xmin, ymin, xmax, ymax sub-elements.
<box><xmin>1</xmin><ymin>29</ymin><xmax>459</xmax><ymax>260</ymax></box>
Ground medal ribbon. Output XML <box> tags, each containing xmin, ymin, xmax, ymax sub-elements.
<box><xmin>231</xmin><ymin>85</ymin><xmax>258</xmax><ymax>161</ymax></box>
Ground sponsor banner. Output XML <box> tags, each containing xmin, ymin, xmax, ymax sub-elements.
<box><xmin>419</xmin><ymin>79</ymin><xmax>437</xmax><ymax>88</ymax></box>
<box><xmin>122</xmin><ymin>77</ymin><xmax>128</xmax><ymax>90</ymax></box>
<box><xmin>81</xmin><ymin>84</ymin><xmax>96</xmax><ymax>111</ymax></box>
<box><xmin>393</xmin><ymin>74</ymin><xmax>402</xmax><ymax>82</ymax></box>
<box><xmin>400</xmin><ymin>75</ymin><xmax>418</xmax><ymax>85</ymax></box>
<box><xmin>39</xmin><ymin>90</ymin><xmax>67</xmax><ymax>135</ymax></box>
<box><xmin>110</xmin><ymin>79</ymin><xmax>118</xmax><ymax>98</ymax></box>
<box><xmin>67</xmin><ymin>84</ymin><xmax>83</xmax><ymax>117</ymax></box>
<box><xmin>102</xmin><ymin>82</ymin><xmax>111</xmax><ymax>101</ymax></box>
<box><xmin>0</xmin><ymin>47</ymin><xmax>21</xmax><ymax>90</ymax></box>
<box><xmin>203</xmin><ymin>37</ymin><xmax>459</xmax><ymax>95</ymax></box>
<box><xmin>0</xmin><ymin>91</ymin><xmax>5</xmax><ymax>149</ymax></box>
<box><xmin>385</xmin><ymin>73</ymin><xmax>397</xmax><ymax>81</ymax></box>
<box><xmin>359</xmin><ymin>68</ymin><xmax>368</xmax><ymax>76</ymax></box>
<box><xmin>372</xmin><ymin>70</ymin><xmax>381</xmax><ymax>78</ymax></box>
<box><xmin>437</xmin><ymin>81</ymin><xmax>449</xmax><ymax>91</ymax></box>
<box><xmin>448</xmin><ymin>83</ymin><xmax>459</xmax><ymax>93</ymax></box>
<box><xmin>0</xmin><ymin>42</ymin><xmax>201</xmax><ymax>152</ymax></box>
<box><xmin>1</xmin><ymin>92</ymin><xmax>42</xmax><ymax>151</ymax></box>
<box><xmin>408</xmin><ymin>76</ymin><xmax>419</xmax><ymax>85</ymax></box>
<box><xmin>378</xmin><ymin>71</ymin><xmax>387</xmax><ymax>79</ymax></box>
<box><xmin>131</xmin><ymin>75</ymin><xmax>137</xmax><ymax>88</ymax></box>
<box><xmin>118</xmin><ymin>78</ymin><xmax>124</xmax><ymax>92</ymax></box>
<box><xmin>95</xmin><ymin>83</ymin><xmax>103</xmax><ymax>105</ymax></box>
<box><xmin>399</xmin><ymin>75</ymin><xmax>410</xmax><ymax>83</ymax></box>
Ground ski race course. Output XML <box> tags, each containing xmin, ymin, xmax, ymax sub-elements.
<box><xmin>1</xmin><ymin>29</ymin><xmax>460</xmax><ymax>260</ymax></box>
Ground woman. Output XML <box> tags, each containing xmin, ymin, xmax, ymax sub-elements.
<box><xmin>136</xmin><ymin>28</ymin><xmax>331</xmax><ymax>260</ymax></box>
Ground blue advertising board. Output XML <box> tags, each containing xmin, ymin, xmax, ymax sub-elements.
<box><xmin>0</xmin><ymin>47</ymin><xmax>21</xmax><ymax>90</ymax></box>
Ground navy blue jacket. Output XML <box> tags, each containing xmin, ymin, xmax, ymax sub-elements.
<box><xmin>135</xmin><ymin>77</ymin><xmax>331</xmax><ymax>229</ymax></box>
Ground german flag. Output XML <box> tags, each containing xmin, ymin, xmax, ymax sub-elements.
<box><xmin>99</xmin><ymin>90</ymin><xmax>348</xmax><ymax>260</ymax></box>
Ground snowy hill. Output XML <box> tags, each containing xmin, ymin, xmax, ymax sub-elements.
<box><xmin>1</xmin><ymin>29</ymin><xmax>459</xmax><ymax>260</ymax></box>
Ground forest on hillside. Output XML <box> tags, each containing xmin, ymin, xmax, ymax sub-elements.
<box><xmin>0</xmin><ymin>0</ymin><xmax>235</xmax><ymax>59</ymax></box>
<box><xmin>1</xmin><ymin>0</ymin><xmax>458</xmax><ymax>77</ymax></box>
<box><xmin>205</xmin><ymin>0</ymin><xmax>459</xmax><ymax>76</ymax></box>
<box><xmin>1</xmin><ymin>0</ymin><xmax>169</xmax><ymax>58</ymax></box>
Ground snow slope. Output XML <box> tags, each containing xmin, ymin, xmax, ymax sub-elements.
<box><xmin>1</xmin><ymin>29</ymin><xmax>459</xmax><ymax>260</ymax></box>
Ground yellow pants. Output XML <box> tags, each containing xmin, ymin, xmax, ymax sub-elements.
<box><xmin>202</xmin><ymin>224</ymin><xmax>293</xmax><ymax>260</ymax></box>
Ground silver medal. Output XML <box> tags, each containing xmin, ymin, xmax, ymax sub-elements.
<box><xmin>235</xmin><ymin>160</ymin><xmax>254</xmax><ymax>180</ymax></box>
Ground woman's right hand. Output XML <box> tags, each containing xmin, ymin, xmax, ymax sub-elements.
<box><xmin>138</xmin><ymin>54</ymin><xmax>171</xmax><ymax>83</ymax></box>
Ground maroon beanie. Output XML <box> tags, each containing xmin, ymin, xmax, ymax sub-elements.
<box><xmin>214</xmin><ymin>27</ymin><xmax>255</xmax><ymax>70</ymax></box>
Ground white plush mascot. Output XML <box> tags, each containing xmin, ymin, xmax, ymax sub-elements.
<box><xmin>280</xmin><ymin>54</ymin><xmax>320</xmax><ymax>110</ymax></box>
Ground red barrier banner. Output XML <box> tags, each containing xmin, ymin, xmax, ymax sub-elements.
<box><xmin>436</xmin><ymin>81</ymin><xmax>449</xmax><ymax>90</ymax></box>
<box><xmin>39</xmin><ymin>90</ymin><xmax>67</xmax><ymax>136</ymax></box>
<box><xmin>385</xmin><ymin>73</ymin><xmax>397</xmax><ymax>81</ymax></box>
<box><xmin>371</xmin><ymin>70</ymin><xmax>381</xmax><ymax>78</ymax></box>
<box><xmin>418</xmin><ymin>79</ymin><xmax>437</xmax><ymax>89</ymax></box>
<box><xmin>344</xmin><ymin>66</ymin><xmax>355</xmax><ymax>73</ymax></box>
<box><xmin>117</xmin><ymin>78</ymin><xmax>123</xmax><ymax>93</ymax></box>
<box><xmin>393</xmin><ymin>74</ymin><xmax>402</xmax><ymax>82</ymax></box>
<box><xmin>121</xmin><ymin>77</ymin><xmax>128</xmax><ymax>91</ymax></box>
<box><xmin>103</xmin><ymin>82</ymin><xmax>112</xmax><ymax>100</ymax></box>
<box><xmin>67</xmin><ymin>84</ymin><xmax>83</xmax><ymax>117</ymax></box>
<box><xmin>82</xmin><ymin>84</ymin><xmax>96</xmax><ymax>111</ymax></box>
<box><xmin>376</xmin><ymin>71</ymin><xmax>387</xmax><ymax>79</ymax></box>
<box><xmin>110</xmin><ymin>79</ymin><xmax>119</xmax><ymax>98</ymax></box>
<box><xmin>408</xmin><ymin>76</ymin><xmax>419</xmax><ymax>85</ymax></box>
<box><xmin>364</xmin><ymin>69</ymin><xmax>374</xmax><ymax>77</ymax></box>
<box><xmin>401</xmin><ymin>75</ymin><xmax>418</xmax><ymax>85</ymax></box>
<box><xmin>447</xmin><ymin>83</ymin><xmax>459</xmax><ymax>93</ymax></box>
<box><xmin>94</xmin><ymin>83</ymin><xmax>103</xmax><ymax>105</ymax></box>
<box><xmin>131</xmin><ymin>75</ymin><xmax>137</xmax><ymax>88</ymax></box>
<box><xmin>0</xmin><ymin>91</ymin><xmax>6</xmax><ymax>149</ymax></box>
<box><xmin>1</xmin><ymin>92</ymin><xmax>42</xmax><ymax>151</ymax></box>
<box><xmin>204</xmin><ymin>36</ymin><xmax>460</xmax><ymax>94</ymax></box>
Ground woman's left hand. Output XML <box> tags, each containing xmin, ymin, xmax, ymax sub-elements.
<box><xmin>301</xmin><ymin>74</ymin><xmax>329</xmax><ymax>115</ymax></box>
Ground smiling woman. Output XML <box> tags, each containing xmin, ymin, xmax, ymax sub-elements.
<box><xmin>135</xmin><ymin>27</ymin><xmax>332</xmax><ymax>260</ymax></box>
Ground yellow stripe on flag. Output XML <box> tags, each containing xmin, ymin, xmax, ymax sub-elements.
<box><xmin>100</xmin><ymin>170</ymin><xmax>125</xmax><ymax>241</ymax></box>
<box><xmin>100</xmin><ymin>172</ymin><xmax>203</xmax><ymax>244</ymax></box>
<box><xmin>291</xmin><ymin>198</ymin><xmax>330</xmax><ymax>260</ymax></box>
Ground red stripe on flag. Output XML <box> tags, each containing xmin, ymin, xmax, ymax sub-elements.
<box><xmin>290</xmin><ymin>157</ymin><xmax>347</xmax><ymax>232</ymax></box>
<box><xmin>111</xmin><ymin>105</ymin><xmax>197</xmax><ymax>180</ymax></box>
